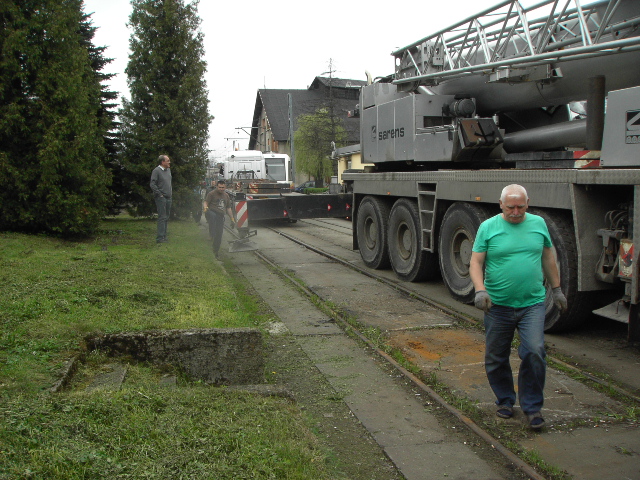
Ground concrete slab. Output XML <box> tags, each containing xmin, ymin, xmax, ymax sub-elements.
<box><xmin>277</xmin><ymin>220</ymin><xmax>354</xmax><ymax>251</ymax></box>
<box><xmin>387</xmin><ymin>329</ymin><xmax>629</xmax><ymax>425</ymax></box>
<box><xmin>85</xmin><ymin>329</ymin><xmax>264</xmax><ymax>385</ymax></box>
<box><xmin>222</xmin><ymin>221</ymin><xmax>640</xmax><ymax>479</ymax></box>
<box><xmin>546</xmin><ymin>326</ymin><xmax>640</xmax><ymax>395</ymax></box>
<box><xmin>230</xmin><ymin>257</ymin><xmax>342</xmax><ymax>337</ymax></box>
<box><xmin>520</xmin><ymin>424</ymin><xmax>640</xmax><ymax>480</ymax></box>
<box><xmin>257</xmin><ymin>221</ymin><xmax>480</xmax><ymax>321</ymax></box>
<box><xmin>390</xmin><ymin>329</ymin><xmax>492</xmax><ymax>404</ymax></box>
<box><xmin>231</xmin><ymin>236</ymin><xmax>515</xmax><ymax>480</ymax></box>
<box><xmin>85</xmin><ymin>363</ymin><xmax>127</xmax><ymax>392</ymax></box>
<box><xmin>263</xmin><ymin>246</ymin><xmax>454</xmax><ymax>331</ymax></box>
<box><xmin>298</xmin><ymin>335</ymin><xmax>446</xmax><ymax>442</ymax></box>
<box><xmin>264</xmin><ymin>244</ymin><xmax>335</xmax><ymax>265</ymax></box>
<box><xmin>385</xmin><ymin>443</ymin><xmax>506</xmax><ymax>480</ymax></box>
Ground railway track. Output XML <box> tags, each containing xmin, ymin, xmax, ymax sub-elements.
<box><xmin>269</xmin><ymin>219</ymin><xmax>640</xmax><ymax>404</ymax></box>
<box><xmin>225</xmin><ymin>217</ymin><xmax>640</xmax><ymax>479</ymax></box>
<box><xmin>252</xmin><ymin>248</ymin><xmax>546</xmax><ymax>480</ymax></box>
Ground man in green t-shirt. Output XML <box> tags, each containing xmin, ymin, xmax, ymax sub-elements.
<box><xmin>470</xmin><ymin>184</ymin><xmax>567</xmax><ymax>430</ymax></box>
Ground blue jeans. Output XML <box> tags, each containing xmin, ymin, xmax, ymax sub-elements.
<box><xmin>484</xmin><ymin>302</ymin><xmax>546</xmax><ymax>414</ymax></box>
<box><xmin>155</xmin><ymin>196</ymin><xmax>172</xmax><ymax>242</ymax></box>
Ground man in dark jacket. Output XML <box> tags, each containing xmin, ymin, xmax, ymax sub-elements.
<box><xmin>150</xmin><ymin>155</ymin><xmax>172</xmax><ymax>243</ymax></box>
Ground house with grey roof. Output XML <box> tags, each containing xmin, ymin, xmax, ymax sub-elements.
<box><xmin>248</xmin><ymin>76</ymin><xmax>365</xmax><ymax>156</ymax></box>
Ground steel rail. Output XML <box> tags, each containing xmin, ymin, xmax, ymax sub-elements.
<box><xmin>221</xmin><ymin>219</ymin><xmax>640</xmax><ymax>477</ymax></box>
<box><xmin>251</xmin><ymin>237</ymin><xmax>547</xmax><ymax>480</ymax></box>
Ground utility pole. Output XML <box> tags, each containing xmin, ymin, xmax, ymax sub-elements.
<box><xmin>322</xmin><ymin>59</ymin><xmax>338</xmax><ymax>178</ymax></box>
<box><xmin>322</xmin><ymin>59</ymin><xmax>336</xmax><ymax>135</ymax></box>
<box><xmin>288</xmin><ymin>93</ymin><xmax>296</xmax><ymax>184</ymax></box>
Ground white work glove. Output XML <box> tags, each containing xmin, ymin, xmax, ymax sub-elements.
<box><xmin>552</xmin><ymin>287</ymin><xmax>568</xmax><ymax>312</ymax></box>
<box><xmin>474</xmin><ymin>290</ymin><xmax>492</xmax><ymax>312</ymax></box>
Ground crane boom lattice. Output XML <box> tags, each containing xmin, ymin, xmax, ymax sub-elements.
<box><xmin>393</xmin><ymin>0</ymin><xmax>640</xmax><ymax>87</ymax></box>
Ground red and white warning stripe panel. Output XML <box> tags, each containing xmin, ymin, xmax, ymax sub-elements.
<box><xmin>235</xmin><ymin>201</ymin><xmax>248</xmax><ymax>229</ymax></box>
<box><xmin>572</xmin><ymin>150</ymin><xmax>601</xmax><ymax>168</ymax></box>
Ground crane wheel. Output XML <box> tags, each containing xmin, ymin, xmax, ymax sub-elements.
<box><xmin>356</xmin><ymin>196</ymin><xmax>391</xmax><ymax>270</ymax></box>
<box><xmin>388</xmin><ymin>198</ymin><xmax>439</xmax><ymax>282</ymax></box>
<box><xmin>529</xmin><ymin>208</ymin><xmax>591</xmax><ymax>332</ymax></box>
<box><xmin>439</xmin><ymin>202</ymin><xmax>491</xmax><ymax>303</ymax></box>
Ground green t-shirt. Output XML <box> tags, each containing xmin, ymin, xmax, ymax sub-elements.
<box><xmin>472</xmin><ymin>213</ymin><xmax>552</xmax><ymax>308</ymax></box>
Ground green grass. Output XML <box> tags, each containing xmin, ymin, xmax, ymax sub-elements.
<box><xmin>1</xmin><ymin>367</ymin><xmax>326</xmax><ymax>479</ymax></box>
<box><xmin>0</xmin><ymin>216</ymin><xmax>334</xmax><ymax>479</ymax></box>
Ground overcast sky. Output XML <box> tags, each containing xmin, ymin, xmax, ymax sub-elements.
<box><xmin>83</xmin><ymin>0</ymin><xmax>508</xmax><ymax>159</ymax></box>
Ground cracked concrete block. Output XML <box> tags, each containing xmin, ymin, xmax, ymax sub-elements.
<box><xmin>85</xmin><ymin>328</ymin><xmax>264</xmax><ymax>385</ymax></box>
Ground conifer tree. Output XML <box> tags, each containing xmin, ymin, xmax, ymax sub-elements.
<box><xmin>80</xmin><ymin>11</ymin><xmax>122</xmax><ymax>214</ymax></box>
<box><xmin>119</xmin><ymin>0</ymin><xmax>211</xmax><ymax>217</ymax></box>
<box><xmin>0</xmin><ymin>0</ymin><xmax>110</xmax><ymax>235</ymax></box>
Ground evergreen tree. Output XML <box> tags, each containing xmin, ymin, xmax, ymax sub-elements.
<box><xmin>0</xmin><ymin>0</ymin><xmax>110</xmax><ymax>236</ymax></box>
<box><xmin>294</xmin><ymin>107</ymin><xmax>347</xmax><ymax>187</ymax></box>
<box><xmin>119</xmin><ymin>0</ymin><xmax>211</xmax><ymax>218</ymax></box>
<box><xmin>79</xmin><ymin>10</ymin><xmax>122</xmax><ymax>214</ymax></box>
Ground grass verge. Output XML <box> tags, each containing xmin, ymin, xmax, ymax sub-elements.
<box><xmin>0</xmin><ymin>216</ymin><xmax>335</xmax><ymax>479</ymax></box>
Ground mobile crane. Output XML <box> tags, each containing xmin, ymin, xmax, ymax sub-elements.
<box><xmin>230</xmin><ymin>0</ymin><xmax>640</xmax><ymax>340</ymax></box>
<box><xmin>340</xmin><ymin>0</ymin><xmax>640</xmax><ymax>340</ymax></box>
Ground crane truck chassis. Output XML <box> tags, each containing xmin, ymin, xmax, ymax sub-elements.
<box><xmin>233</xmin><ymin>0</ymin><xmax>640</xmax><ymax>341</ymax></box>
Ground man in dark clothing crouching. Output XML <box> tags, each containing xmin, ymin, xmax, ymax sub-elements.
<box><xmin>204</xmin><ymin>180</ymin><xmax>235</xmax><ymax>258</ymax></box>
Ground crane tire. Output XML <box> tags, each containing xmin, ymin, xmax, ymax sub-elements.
<box><xmin>529</xmin><ymin>208</ymin><xmax>591</xmax><ymax>332</ymax></box>
<box><xmin>356</xmin><ymin>196</ymin><xmax>391</xmax><ymax>270</ymax></box>
<box><xmin>439</xmin><ymin>202</ymin><xmax>491</xmax><ymax>303</ymax></box>
<box><xmin>388</xmin><ymin>198</ymin><xmax>439</xmax><ymax>282</ymax></box>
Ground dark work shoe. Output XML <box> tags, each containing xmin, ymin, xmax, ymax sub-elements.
<box><xmin>496</xmin><ymin>406</ymin><xmax>514</xmax><ymax>419</ymax></box>
<box><xmin>527</xmin><ymin>412</ymin><xmax>546</xmax><ymax>430</ymax></box>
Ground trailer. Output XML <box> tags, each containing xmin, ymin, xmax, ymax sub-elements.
<box><xmin>219</xmin><ymin>150</ymin><xmax>293</xmax><ymax>184</ymax></box>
